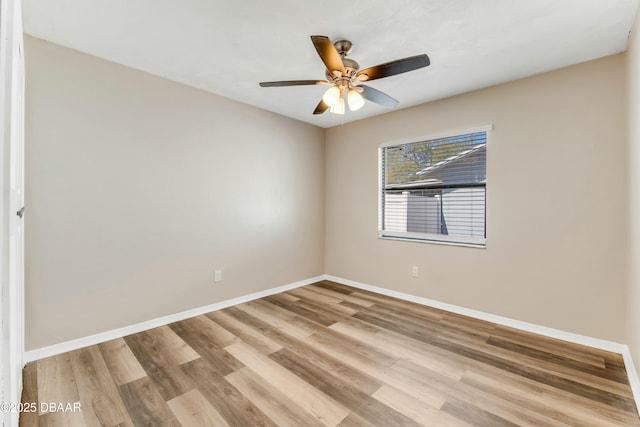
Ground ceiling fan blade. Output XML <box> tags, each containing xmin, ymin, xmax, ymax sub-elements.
<box><xmin>313</xmin><ymin>99</ymin><xmax>330</xmax><ymax>115</ymax></box>
<box><xmin>360</xmin><ymin>85</ymin><xmax>398</xmax><ymax>109</ymax></box>
<box><xmin>311</xmin><ymin>35</ymin><xmax>345</xmax><ymax>75</ymax></box>
<box><xmin>356</xmin><ymin>54</ymin><xmax>430</xmax><ymax>82</ymax></box>
<box><xmin>259</xmin><ymin>80</ymin><xmax>327</xmax><ymax>87</ymax></box>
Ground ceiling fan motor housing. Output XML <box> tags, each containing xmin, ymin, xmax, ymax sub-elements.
<box><xmin>325</xmin><ymin>40</ymin><xmax>359</xmax><ymax>81</ymax></box>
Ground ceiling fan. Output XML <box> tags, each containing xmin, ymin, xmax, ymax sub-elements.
<box><xmin>259</xmin><ymin>35</ymin><xmax>430</xmax><ymax>115</ymax></box>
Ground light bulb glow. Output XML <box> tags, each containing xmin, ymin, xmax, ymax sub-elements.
<box><xmin>330</xmin><ymin>95</ymin><xmax>345</xmax><ymax>115</ymax></box>
<box><xmin>347</xmin><ymin>89</ymin><xmax>365</xmax><ymax>111</ymax></box>
<box><xmin>322</xmin><ymin>86</ymin><xmax>341</xmax><ymax>107</ymax></box>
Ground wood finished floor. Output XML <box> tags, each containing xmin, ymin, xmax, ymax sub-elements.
<box><xmin>20</xmin><ymin>281</ymin><xmax>640</xmax><ymax>426</ymax></box>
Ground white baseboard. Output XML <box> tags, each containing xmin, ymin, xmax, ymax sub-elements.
<box><xmin>622</xmin><ymin>347</ymin><xmax>640</xmax><ymax>412</ymax></box>
<box><xmin>323</xmin><ymin>274</ymin><xmax>640</xmax><ymax>409</ymax></box>
<box><xmin>22</xmin><ymin>272</ymin><xmax>640</xmax><ymax>413</ymax></box>
<box><xmin>23</xmin><ymin>275</ymin><xmax>322</xmax><ymax>363</ymax></box>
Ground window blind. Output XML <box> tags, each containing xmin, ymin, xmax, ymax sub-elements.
<box><xmin>379</xmin><ymin>131</ymin><xmax>486</xmax><ymax>247</ymax></box>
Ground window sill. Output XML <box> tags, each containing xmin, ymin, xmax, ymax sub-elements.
<box><xmin>378</xmin><ymin>234</ymin><xmax>486</xmax><ymax>249</ymax></box>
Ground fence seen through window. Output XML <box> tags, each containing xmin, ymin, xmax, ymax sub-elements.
<box><xmin>379</xmin><ymin>131</ymin><xmax>487</xmax><ymax>247</ymax></box>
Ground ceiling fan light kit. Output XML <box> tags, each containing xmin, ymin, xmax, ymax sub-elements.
<box><xmin>322</xmin><ymin>86</ymin><xmax>364</xmax><ymax>115</ymax></box>
<box><xmin>347</xmin><ymin>89</ymin><xmax>365</xmax><ymax>111</ymax></box>
<box><xmin>330</xmin><ymin>96</ymin><xmax>346</xmax><ymax>114</ymax></box>
<box><xmin>322</xmin><ymin>85</ymin><xmax>341</xmax><ymax>107</ymax></box>
<box><xmin>259</xmin><ymin>35</ymin><xmax>430</xmax><ymax>116</ymax></box>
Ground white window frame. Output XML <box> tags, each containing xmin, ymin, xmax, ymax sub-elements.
<box><xmin>378</xmin><ymin>125</ymin><xmax>491</xmax><ymax>248</ymax></box>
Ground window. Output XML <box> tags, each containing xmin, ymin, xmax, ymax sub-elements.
<box><xmin>379</xmin><ymin>130</ymin><xmax>487</xmax><ymax>247</ymax></box>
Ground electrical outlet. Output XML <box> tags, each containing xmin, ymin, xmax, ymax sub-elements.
<box><xmin>411</xmin><ymin>266</ymin><xmax>419</xmax><ymax>278</ymax></box>
<box><xmin>214</xmin><ymin>270</ymin><xmax>222</xmax><ymax>282</ymax></box>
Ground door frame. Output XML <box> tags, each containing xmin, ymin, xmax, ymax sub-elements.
<box><xmin>0</xmin><ymin>0</ymin><xmax>25</xmax><ymax>425</ymax></box>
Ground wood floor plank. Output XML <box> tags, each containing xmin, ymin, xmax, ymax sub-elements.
<box><xmin>97</xmin><ymin>338</ymin><xmax>147</xmax><ymax>386</ymax></box>
<box><xmin>305</xmin><ymin>333</ymin><xmax>448</xmax><ymax>409</ymax></box>
<box><xmin>278</xmin><ymin>292</ymin><xmax>300</xmax><ymax>302</ymax></box>
<box><xmin>225</xmin><ymin>341</ymin><xmax>351</xmax><ymax>426</ymax></box>
<box><xmin>166</xmin><ymin>388</ymin><xmax>230</xmax><ymax>427</ymax></box>
<box><xmin>457</xmin><ymin>333</ymin><xmax>635</xmax><ymax>398</ymax></box>
<box><xmin>336</xmin><ymin>412</ymin><xmax>377</xmax><ymax>427</ymax></box>
<box><xmin>19</xmin><ymin>362</ymin><xmax>39</xmax><ymax>426</ymax></box>
<box><xmin>181</xmin><ymin>357</ymin><xmax>278</xmax><ymax>427</ymax></box>
<box><xmin>123</xmin><ymin>330</ymin><xmax>200</xmax><ymax>401</ymax></box>
<box><xmin>235</xmin><ymin>302</ymin><xmax>315</xmax><ymax>339</ymax></box>
<box><xmin>245</xmin><ymin>298</ymin><xmax>302</xmax><ymax>322</ymax></box>
<box><xmin>250</xmin><ymin>297</ymin><xmax>333</xmax><ymax>335</ymax></box>
<box><xmin>123</xmin><ymin>329</ymin><xmax>189</xmax><ymax>371</ymax></box>
<box><xmin>354</xmin><ymin>306</ymin><xmax>638</xmax><ymax>411</ymax></box>
<box><xmin>38</xmin><ymin>410</ymin><xmax>87</xmax><ymax>427</ymax></box>
<box><xmin>36</xmin><ymin>353</ymin><xmax>81</xmax><ymax>414</ymax></box>
<box><xmin>352</xmin><ymin>400</ymin><xmax>423</xmax><ymax>427</ymax></box>
<box><xmin>371</xmin><ymin>325</ymin><xmax>476</xmax><ymax>373</ymax></box>
<box><xmin>487</xmin><ymin>336</ymin><xmax>630</xmax><ymax>384</ymax></box>
<box><xmin>461</xmin><ymin>341</ymin><xmax>635</xmax><ymax>410</ymax></box>
<box><xmin>222</xmin><ymin>304</ymin><xmax>383</xmax><ymax>395</ymax></box>
<box><xmin>391</xmin><ymin>357</ymin><xmax>462</xmax><ymax>397</ymax></box>
<box><xmin>173</xmin><ymin>314</ymin><xmax>238</xmax><ymax>348</ymax></box>
<box><xmin>492</xmin><ymin>324</ymin><xmax>616</xmax><ymax>367</ymax></box>
<box><xmin>313</xmin><ymin>280</ymin><xmax>357</xmax><ymax>295</ymax></box>
<box><xmin>290</xmin><ymin>286</ymin><xmax>363</xmax><ymax>317</ymax></box>
<box><xmin>269</xmin><ymin>347</ymin><xmax>425</xmax><ymax>427</ymax></box>
<box><xmin>264</xmin><ymin>294</ymin><xmax>338</xmax><ymax>327</ymax></box>
<box><xmin>135</xmin><ymin>325</ymin><xmax>200</xmax><ymax>366</ymax></box>
<box><xmin>329</xmin><ymin>320</ymin><xmax>466</xmax><ymax>381</ymax></box>
<box><xmin>431</xmin><ymin>323</ymin><xmax>635</xmax><ymax>398</ymax></box>
<box><xmin>268</xmin><ymin>347</ymin><xmax>373</xmax><ymax>410</ymax></box>
<box><xmin>365</xmin><ymin>299</ymin><xmax>458</xmax><ymax>329</ymax></box>
<box><xmin>441</xmin><ymin>397</ymin><xmax>520</xmax><ymax>427</ymax></box>
<box><xmin>225</xmin><ymin>367</ymin><xmax>325</xmax><ymax>427</ymax></box>
<box><xmin>349</xmin><ymin>289</ymin><xmax>448</xmax><ymax>317</ymax></box>
<box><xmin>309</xmin><ymin>326</ymin><xmax>399</xmax><ymax>368</ymax></box>
<box><xmin>146</xmin><ymin>364</ymin><xmax>198</xmax><ymax>401</ymax></box>
<box><xmin>205</xmin><ymin>310</ymin><xmax>283</xmax><ymax>355</ymax></box>
<box><xmin>20</xmin><ymin>280</ymin><xmax>640</xmax><ymax>426</ymax></box>
<box><xmin>118</xmin><ymin>377</ymin><xmax>180</xmax><ymax>426</ymax></box>
<box><xmin>358</xmin><ymin>303</ymin><xmax>489</xmax><ymax>347</ymax></box>
<box><xmin>372</xmin><ymin>384</ymin><xmax>471</xmax><ymax>427</ymax></box>
<box><xmin>69</xmin><ymin>346</ymin><xmax>134</xmax><ymax>427</ymax></box>
<box><xmin>287</xmin><ymin>286</ymin><xmax>345</xmax><ymax>305</ymax></box>
<box><xmin>297</xmin><ymin>293</ymin><xmax>359</xmax><ymax>316</ymax></box>
<box><xmin>461</xmin><ymin>366</ymin><xmax>640</xmax><ymax>426</ymax></box>
<box><xmin>168</xmin><ymin>316</ymin><xmax>243</xmax><ymax>375</ymax></box>
<box><xmin>432</xmin><ymin>368</ymin><xmax>571</xmax><ymax>427</ymax></box>
<box><xmin>307</xmin><ymin>283</ymin><xmax>376</xmax><ymax>307</ymax></box>
<box><xmin>290</xmin><ymin>293</ymin><xmax>364</xmax><ymax>322</ymax></box>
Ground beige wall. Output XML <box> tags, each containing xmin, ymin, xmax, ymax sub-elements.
<box><xmin>24</xmin><ymin>37</ymin><xmax>325</xmax><ymax>350</ymax></box>
<box><xmin>326</xmin><ymin>55</ymin><xmax>628</xmax><ymax>342</ymax></box>
<box><xmin>628</xmin><ymin>10</ymin><xmax>640</xmax><ymax>372</ymax></box>
<box><xmin>26</xmin><ymin>34</ymin><xmax>631</xmax><ymax>350</ymax></box>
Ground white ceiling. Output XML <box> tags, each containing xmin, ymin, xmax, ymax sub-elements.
<box><xmin>22</xmin><ymin>0</ymin><xmax>639</xmax><ymax>128</ymax></box>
